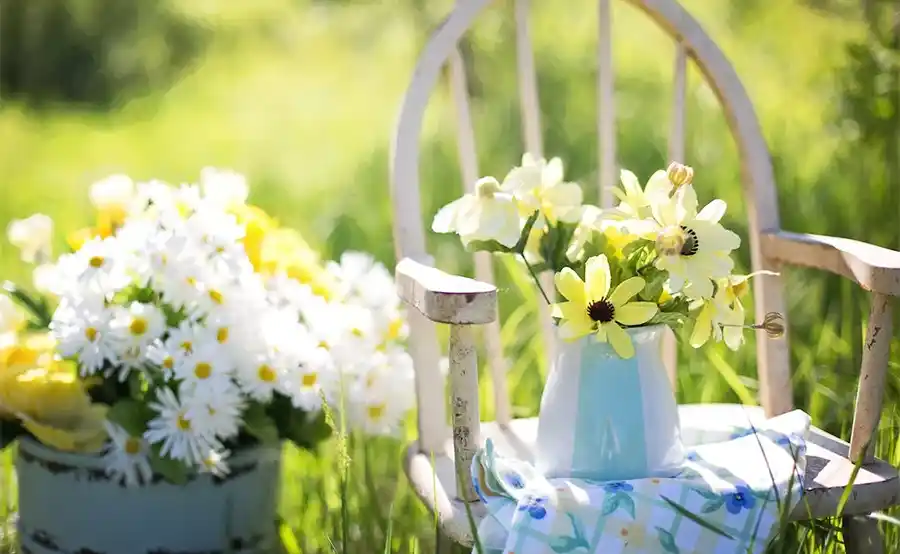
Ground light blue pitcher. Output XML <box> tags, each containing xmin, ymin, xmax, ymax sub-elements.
<box><xmin>534</xmin><ymin>324</ymin><xmax>685</xmax><ymax>481</ymax></box>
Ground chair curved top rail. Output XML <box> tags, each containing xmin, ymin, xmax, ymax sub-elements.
<box><xmin>389</xmin><ymin>0</ymin><xmax>781</xmax><ymax>266</ymax></box>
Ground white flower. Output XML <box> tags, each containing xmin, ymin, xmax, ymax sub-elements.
<box><xmin>501</xmin><ymin>153</ymin><xmax>584</xmax><ymax>224</ymax></box>
<box><xmin>146</xmin><ymin>339</ymin><xmax>177</xmax><ymax>378</ymax></box>
<box><xmin>90</xmin><ymin>174</ymin><xmax>134</xmax><ymax>212</ymax></box>
<box><xmin>62</xmin><ymin>237</ymin><xmax>131</xmax><ymax>296</ymax></box>
<box><xmin>234</xmin><ymin>348</ymin><xmax>286</xmax><ymax>402</ymax></box>
<box><xmin>278</xmin><ymin>344</ymin><xmax>336</xmax><ymax>412</ymax></box>
<box><xmin>183</xmin><ymin>207</ymin><xmax>245</xmax><ymax>259</ymax></box>
<box><xmin>174</xmin><ymin>340</ymin><xmax>235</xmax><ymax>389</ymax></box>
<box><xmin>431</xmin><ymin>177</ymin><xmax>522</xmax><ymax>248</ymax></box>
<box><xmin>162</xmin><ymin>320</ymin><xmax>206</xmax><ymax>365</ymax></box>
<box><xmin>326</xmin><ymin>251</ymin><xmax>396</xmax><ymax>311</ymax></box>
<box><xmin>200</xmin><ymin>167</ymin><xmax>249</xmax><ymax>209</ymax></box>
<box><xmin>7</xmin><ymin>214</ymin><xmax>53</xmax><ymax>264</ymax></box>
<box><xmin>145</xmin><ymin>386</ymin><xmax>219</xmax><ymax>465</ymax></box>
<box><xmin>32</xmin><ymin>263</ymin><xmax>64</xmax><ymax>296</ymax></box>
<box><xmin>347</xmin><ymin>350</ymin><xmax>415</xmax><ymax>436</ymax></box>
<box><xmin>111</xmin><ymin>302</ymin><xmax>165</xmax><ymax>349</ymax></box>
<box><xmin>51</xmin><ymin>298</ymin><xmax>123</xmax><ymax>376</ymax></box>
<box><xmin>640</xmin><ymin>185</ymin><xmax>741</xmax><ymax>299</ymax></box>
<box><xmin>181</xmin><ymin>379</ymin><xmax>244</xmax><ymax>441</ymax></box>
<box><xmin>102</xmin><ymin>421</ymin><xmax>153</xmax><ymax>488</ymax></box>
<box><xmin>609</xmin><ymin>169</ymin><xmax>673</xmax><ymax>219</ymax></box>
<box><xmin>198</xmin><ymin>448</ymin><xmax>231</xmax><ymax>478</ymax></box>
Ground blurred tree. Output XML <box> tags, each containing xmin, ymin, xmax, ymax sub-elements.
<box><xmin>0</xmin><ymin>0</ymin><xmax>210</xmax><ymax>110</ymax></box>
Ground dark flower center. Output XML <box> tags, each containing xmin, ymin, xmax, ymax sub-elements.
<box><xmin>733</xmin><ymin>493</ymin><xmax>744</xmax><ymax>502</ymax></box>
<box><xmin>587</xmin><ymin>299</ymin><xmax>616</xmax><ymax>323</ymax></box>
<box><xmin>679</xmin><ymin>225</ymin><xmax>700</xmax><ymax>256</ymax></box>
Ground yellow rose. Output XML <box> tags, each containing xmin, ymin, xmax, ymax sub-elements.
<box><xmin>0</xmin><ymin>359</ymin><xmax>107</xmax><ymax>453</ymax></box>
<box><xmin>258</xmin><ymin>229</ymin><xmax>336</xmax><ymax>300</ymax></box>
<box><xmin>231</xmin><ymin>204</ymin><xmax>278</xmax><ymax>270</ymax></box>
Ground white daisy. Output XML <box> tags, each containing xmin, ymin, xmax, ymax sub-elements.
<box><xmin>65</xmin><ymin>236</ymin><xmax>131</xmax><ymax>296</ymax></box>
<box><xmin>198</xmin><ymin>448</ymin><xmax>231</xmax><ymax>478</ymax></box>
<box><xmin>200</xmin><ymin>167</ymin><xmax>249</xmax><ymax>209</ymax></box>
<box><xmin>102</xmin><ymin>421</ymin><xmax>153</xmax><ymax>488</ymax></box>
<box><xmin>326</xmin><ymin>252</ymin><xmax>396</xmax><ymax>311</ymax></box>
<box><xmin>174</xmin><ymin>340</ymin><xmax>234</xmax><ymax>388</ymax></box>
<box><xmin>145</xmin><ymin>386</ymin><xmax>219</xmax><ymax>465</ymax></box>
<box><xmin>51</xmin><ymin>297</ymin><xmax>122</xmax><ymax>376</ymax></box>
<box><xmin>111</xmin><ymin>302</ymin><xmax>165</xmax><ymax>348</ymax></box>
<box><xmin>278</xmin><ymin>343</ymin><xmax>336</xmax><ymax>412</ymax></box>
<box><xmin>234</xmin><ymin>348</ymin><xmax>286</xmax><ymax>402</ymax></box>
<box><xmin>146</xmin><ymin>339</ymin><xmax>177</xmax><ymax>379</ymax></box>
<box><xmin>163</xmin><ymin>320</ymin><xmax>206</xmax><ymax>365</ymax></box>
<box><xmin>180</xmin><ymin>379</ymin><xmax>244</xmax><ymax>441</ymax></box>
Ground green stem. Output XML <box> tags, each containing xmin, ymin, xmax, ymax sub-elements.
<box><xmin>520</xmin><ymin>254</ymin><xmax>552</xmax><ymax>305</ymax></box>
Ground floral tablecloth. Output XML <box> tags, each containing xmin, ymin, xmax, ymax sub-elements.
<box><xmin>471</xmin><ymin>410</ymin><xmax>809</xmax><ymax>554</ymax></box>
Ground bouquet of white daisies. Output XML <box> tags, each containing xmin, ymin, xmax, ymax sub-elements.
<box><xmin>0</xmin><ymin>169</ymin><xmax>415</xmax><ymax>486</ymax></box>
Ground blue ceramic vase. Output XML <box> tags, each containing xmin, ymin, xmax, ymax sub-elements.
<box><xmin>15</xmin><ymin>437</ymin><xmax>282</xmax><ymax>554</ymax></box>
<box><xmin>534</xmin><ymin>324</ymin><xmax>685</xmax><ymax>482</ymax></box>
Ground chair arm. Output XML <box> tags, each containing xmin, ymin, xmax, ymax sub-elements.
<box><xmin>761</xmin><ymin>231</ymin><xmax>900</xmax><ymax>297</ymax></box>
<box><xmin>395</xmin><ymin>257</ymin><xmax>498</xmax><ymax>325</ymax></box>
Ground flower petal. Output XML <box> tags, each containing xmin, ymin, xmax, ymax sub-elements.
<box><xmin>552</xmin><ymin>302</ymin><xmax>592</xmax><ymax>330</ymax></box>
<box><xmin>689</xmin><ymin>303</ymin><xmax>714</xmax><ymax>348</ymax></box>
<box><xmin>559</xmin><ymin>320</ymin><xmax>593</xmax><ymax>342</ymax></box>
<box><xmin>554</xmin><ymin>268</ymin><xmax>586</xmax><ymax>306</ymax></box>
<box><xmin>603</xmin><ymin>323</ymin><xmax>635</xmax><ymax>359</ymax></box>
<box><xmin>431</xmin><ymin>197</ymin><xmax>466</xmax><ymax>233</ymax></box>
<box><xmin>614</xmin><ymin>302</ymin><xmax>658</xmax><ymax>326</ymax></box>
<box><xmin>585</xmin><ymin>255</ymin><xmax>611</xmax><ymax>301</ymax></box>
<box><xmin>697</xmin><ymin>199</ymin><xmax>727</xmax><ymax>224</ymax></box>
<box><xmin>607</xmin><ymin>277</ymin><xmax>647</xmax><ymax>307</ymax></box>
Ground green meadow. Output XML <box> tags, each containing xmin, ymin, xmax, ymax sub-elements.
<box><xmin>1</xmin><ymin>0</ymin><xmax>898</xmax><ymax>551</ymax></box>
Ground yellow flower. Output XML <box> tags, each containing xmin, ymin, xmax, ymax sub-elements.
<box><xmin>550</xmin><ymin>254</ymin><xmax>658</xmax><ymax>358</ymax></box>
<box><xmin>0</xmin><ymin>358</ymin><xmax>107</xmax><ymax>453</ymax></box>
<box><xmin>257</xmin><ymin>228</ymin><xmax>336</xmax><ymax>299</ymax></box>
<box><xmin>689</xmin><ymin>270</ymin><xmax>778</xmax><ymax>350</ymax></box>
<box><xmin>230</xmin><ymin>203</ymin><xmax>278</xmax><ymax>270</ymax></box>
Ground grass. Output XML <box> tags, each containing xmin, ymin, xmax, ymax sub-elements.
<box><xmin>1</xmin><ymin>0</ymin><xmax>899</xmax><ymax>552</ymax></box>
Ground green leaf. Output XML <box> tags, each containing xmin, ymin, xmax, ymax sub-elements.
<box><xmin>580</xmin><ymin>230</ymin><xmax>609</xmax><ymax>261</ymax></box>
<box><xmin>107</xmin><ymin>399</ymin><xmax>154</xmax><ymax>437</ymax></box>
<box><xmin>243</xmin><ymin>402</ymin><xmax>280</xmax><ymax>444</ymax></box>
<box><xmin>618</xmin><ymin>492</ymin><xmax>636</xmax><ymax>519</ymax></box>
<box><xmin>465</xmin><ymin>239</ymin><xmax>512</xmax><ymax>254</ymax></box>
<box><xmin>601</xmin><ymin>493</ymin><xmax>620</xmax><ymax>516</ymax></box>
<box><xmin>660</xmin><ymin>495</ymin><xmax>735</xmax><ymax>541</ymax></box>
<box><xmin>641</xmin><ymin>270</ymin><xmax>668</xmax><ymax>302</ymax></box>
<box><xmin>701</xmin><ymin>498</ymin><xmax>726</xmax><ymax>513</ymax></box>
<box><xmin>656</xmin><ymin>527</ymin><xmax>680</xmax><ymax>554</ymax></box>
<box><xmin>513</xmin><ymin>210</ymin><xmax>542</xmax><ymax>255</ymax></box>
<box><xmin>287</xmin><ymin>409</ymin><xmax>333</xmax><ymax>450</ymax></box>
<box><xmin>2</xmin><ymin>281</ymin><xmax>52</xmax><ymax>328</ymax></box>
<box><xmin>148</xmin><ymin>443</ymin><xmax>190</xmax><ymax>485</ymax></box>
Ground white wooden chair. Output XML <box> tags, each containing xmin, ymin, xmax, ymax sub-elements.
<box><xmin>389</xmin><ymin>1</ymin><xmax>900</xmax><ymax>552</ymax></box>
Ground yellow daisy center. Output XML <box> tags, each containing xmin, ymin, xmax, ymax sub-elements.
<box><xmin>216</xmin><ymin>327</ymin><xmax>229</xmax><ymax>343</ymax></box>
<box><xmin>257</xmin><ymin>364</ymin><xmax>276</xmax><ymax>383</ymax></box>
<box><xmin>124</xmin><ymin>437</ymin><xmax>142</xmax><ymax>455</ymax></box>
<box><xmin>317</xmin><ymin>340</ymin><xmax>329</xmax><ymax>350</ymax></box>
<box><xmin>208</xmin><ymin>289</ymin><xmax>224</xmax><ymax>305</ymax></box>
<box><xmin>367</xmin><ymin>404</ymin><xmax>386</xmax><ymax>421</ymax></box>
<box><xmin>163</xmin><ymin>357</ymin><xmax>174</xmax><ymax>370</ymax></box>
<box><xmin>186</xmin><ymin>276</ymin><xmax>197</xmax><ymax>286</ymax></box>
<box><xmin>89</xmin><ymin>256</ymin><xmax>105</xmax><ymax>268</ymax></box>
<box><xmin>351</xmin><ymin>327</ymin><xmax>364</xmax><ymax>338</ymax></box>
<box><xmin>301</xmin><ymin>373</ymin><xmax>317</xmax><ymax>387</ymax></box>
<box><xmin>85</xmin><ymin>327</ymin><xmax>98</xmax><ymax>342</ymax></box>
<box><xmin>129</xmin><ymin>317</ymin><xmax>148</xmax><ymax>336</ymax></box>
<box><xmin>194</xmin><ymin>362</ymin><xmax>212</xmax><ymax>379</ymax></box>
<box><xmin>180</xmin><ymin>340</ymin><xmax>193</xmax><ymax>354</ymax></box>
<box><xmin>177</xmin><ymin>413</ymin><xmax>191</xmax><ymax>430</ymax></box>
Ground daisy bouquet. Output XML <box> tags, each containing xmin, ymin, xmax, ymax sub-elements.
<box><xmin>432</xmin><ymin>155</ymin><xmax>783</xmax><ymax>359</ymax></box>
<box><xmin>0</xmin><ymin>169</ymin><xmax>415</xmax><ymax>486</ymax></box>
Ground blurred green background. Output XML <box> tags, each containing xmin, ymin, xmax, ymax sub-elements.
<box><xmin>1</xmin><ymin>0</ymin><xmax>899</xmax><ymax>552</ymax></box>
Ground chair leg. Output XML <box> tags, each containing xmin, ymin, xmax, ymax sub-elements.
<box><xmin>435</xmin><ymin>528</ymin><xmax>469</xmax><ymax>554</ymax></box>
<box><xmin>842</xmin><ymin>514</ymin><xmax>884</xmax><ymax>554</ymax></box>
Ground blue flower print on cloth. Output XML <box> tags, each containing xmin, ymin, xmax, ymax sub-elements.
<box><xmin>470</xmin><ymin>409</ymin><xmax>812</xmax><ymax>554</ymax></box>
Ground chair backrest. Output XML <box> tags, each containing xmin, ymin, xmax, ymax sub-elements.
<box><xmin>390</xmin><ymin>0</ymin><xmax>792</xmax><ymax>453</ymax></box>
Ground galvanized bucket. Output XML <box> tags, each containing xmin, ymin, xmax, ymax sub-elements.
<box><xmin>15</xmin><ymin>437</ymin><xmax>282</xmax><ymax>554</ymax></box>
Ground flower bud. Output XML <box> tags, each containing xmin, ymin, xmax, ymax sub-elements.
<box><xmin>761</xmin><ymin>312</ymin><xmax>785</xmax><ymax>339</ymax></box>
<box><xmin>655</xmin><ymin>226</ymin><xmax>685</xmax><ymax>257</ymax></box>
<box><xmin>475</xmin><ymin>177</ymin><xmax>501</xmax><ymax>199</ymax></box>
<box><xmin>666</xmin><ymin>162</ymin><xmax>694</xmax><ymax>189</ymax></box>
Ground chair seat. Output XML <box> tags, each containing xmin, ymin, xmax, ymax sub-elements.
<box><xmin>403</xmin><ymin>403</ymin><xmax>900</xmax><ymax>547</ymax></box>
